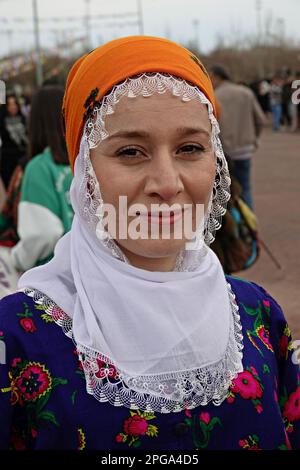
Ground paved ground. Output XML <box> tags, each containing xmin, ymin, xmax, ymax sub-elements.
<box><xmin>236</xmin><ymin>127</ymin><xmax>300</xmax><ymax>339</ymax></box>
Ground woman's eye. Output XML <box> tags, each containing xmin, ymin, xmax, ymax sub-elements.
<box><xmin>116</xmin><ymin>147</ymin><xmax>146</xmax><ymax>160</ymax></box>
<box><xmin>178</xmin><ymin>144</ymin><xmax>205</xmax><ymax>154</ymax></box>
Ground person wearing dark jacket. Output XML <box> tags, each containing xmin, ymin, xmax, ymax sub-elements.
<box><xmin>0</xmin><ymin>94</ymin><xmax>27</xmax><ymax>189</ymax></box>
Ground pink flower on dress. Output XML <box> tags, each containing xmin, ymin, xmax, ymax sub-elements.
<box><xmin>11</xmin><ymin>358</ymin><xmax>22</xmax><ymax>368</ymax></box>
<box><xmin>227</xmin><ymin>394</ymin><xmax>235</xmax><ymax>404</ymax></box>
<box><xmin>255</xmin><ymin>404</ymin><xmax>263</xmax><ymax>414</ymax></box>
<box><xmin>185</xmin><ymin>409</ymin><xmax>192</xmax><ymax>418</ymax></box>
<box><xmin>239</xmin><ymin>436</ymin><xmax>262</xmax><ymax>450</ymax></box>
<box><xmin>250</xmin><ymin>366</ymin><xmax>258</xmax><ymax>376</ymax></box>
<box><xmin>20</xmin><ymin>318</ymin><xmax>37</xmax><ymax>333</ymax></box>
<box><xmin>283</xmin><ymin>387</ymin><xmax>300</xmax><ymax>423</ymax></box>
<box><xmin>262</xmin><ymin>300</ymin><xmax>270</xmax><ymax>308</ymax></box>
<box><xmin>123</xmin><ymin>415</ymin><xmax>148</xmax><ymax>436</ymax></box>
<box><xmin>16</xmin><ymin>362</ymin><xmax>52</xmax><ymax>402</ymax></box>
<box><xmin>115</xmin><ymin>434</ymin><xmax>124</xmax><ymax>443</ymax></box>
<box><xmin>199</xmin><ymin>412</ymin><xmax>211</xmax><ymax>425</ymax></box>
<box><xmin>231</xmin><ymin>371</ymin><xmax>263</xmax><ymax>400</ymax></box>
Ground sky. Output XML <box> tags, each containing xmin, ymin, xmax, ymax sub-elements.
<box><xmin>0</xmin><ymin>0</ymin><xmax>300</xmax><ymax>58</ymax></box>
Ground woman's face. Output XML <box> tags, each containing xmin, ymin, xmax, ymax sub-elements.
<box><xmin>90</xmin><ymin>91</ymin><xmax>216</xmax><ymax>264</ymax></box>
<box><xmin>7</xmin><ymin>96</ymin><xmax>19</xmax><ymax>116</ymax></box>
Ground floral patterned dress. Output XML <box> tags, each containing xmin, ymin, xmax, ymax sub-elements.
<box><xmin>0</xmin><ymin>276</ymin><xmax>299</xmax><ymax>450</ymax></box>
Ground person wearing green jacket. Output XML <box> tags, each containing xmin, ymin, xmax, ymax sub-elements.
<box><xmin>2</xmin><ymin>86</ymin><xmax>73</xmax><ymax>284</ymax></box>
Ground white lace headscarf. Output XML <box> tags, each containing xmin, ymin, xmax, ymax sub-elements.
<box><xmin>19</xmin><ymin>73</ymin><xmax>243</xmax><ymax>413</ymax></box>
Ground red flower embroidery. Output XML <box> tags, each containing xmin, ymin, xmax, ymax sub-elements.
<box><xmin>95</xmin><ymin>359</ymin><xmax>118</xmax><ymax>380</ymax></box>
<box><xmin>123</xmin><ymin>415</ymin><xmax>148</xmax><ymax>436</ymax></box>
<box><xmin>227</xmin><ymin>394</ymin><xmax>235</xmax><ymax>404</ymax></box>
<box><xmin>283</xmin><ymin>387</ymin><xmax>300</xmax><ymax>423</ymax></box>
<box><xmin>231</xmin><ymin>371</ymin><xmax>263</xmax><ymax>399</ymax></box>
<box><xmin>116</xmin><ymin>410</ymin><xmax>158</xmax><ymax>447</ymax></box>
<box><xmin>11</xmin><ymin>358</ymin><xmax>22</xmax><ymax>368</ymax></box>
<box><xmin>20</xmin><ymin>318</ymin><xmax>37</xmax><ymax>333</ymax></box>
<box><xmin>250</xmin><ymin>366</ymin><xmax>258</xmax><ymax>376</ymax></box>
<box><xmin>15</xmin><ymin>362</ymin><xmax>52</xmax><ymax>402</ymax></box>
<box><xmin>255</xmin><ymin>404</ymin><xmax>263</xmax><ymax>414</ymax></box>
<box><xmin>238</xmin><ymin>435</ymin><xmax>261</xmax><ymax>450</ymax></box>
<box><xmin>199</xmin><ymin>412</ymin><xmax>211</xmax><ymax>425</ymax></box>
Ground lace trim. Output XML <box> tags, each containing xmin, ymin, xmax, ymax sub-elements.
<box><xmin>19</xmin><ymin>283</ymin><xmax>243</xmax><ymax>413</ymax></box>
<box><xmin>78</xmin><ymin>73</ymin><xmax>230</xmax><ymax>264</ymax></box>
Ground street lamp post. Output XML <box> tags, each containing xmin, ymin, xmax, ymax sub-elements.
<box><xmin>84</xmin><ymin>0</ymin><xmax>92</xmax><ymax>51</ymax></box>
<box><xmin>193</xmin><ymin>19</ymin><xmax>200</xmax><ymax>51</ymax></box>
<box><xmin>255</xmin><ymin>0</ymin><xmax>262</xmax><ymax>44</ymax></box>
<box><xmin>32</xmin><ymin>0</ymin><xmax>43</xmax><ymax>86</ymax></box>
<box><xmin>137</xmin><ymin>0</ymin><xmax>144</xmax><ymax>35</ymax></box>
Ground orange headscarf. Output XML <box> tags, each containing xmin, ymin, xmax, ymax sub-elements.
<box><xmin>63</xmin><ymin>36</ymin><xmax>217</xmax><ymax>171</ymax></box>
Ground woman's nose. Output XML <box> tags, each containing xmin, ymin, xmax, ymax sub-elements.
<box><xmin>144</xmin><ymin>154</ymin><xmax>184</xmax><ymax>201</ymax></box>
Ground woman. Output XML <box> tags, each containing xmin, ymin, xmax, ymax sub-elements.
<box><xmin>270</xmin><ymin>77</ymin><xmax>283</xmax><ymax>132</ymax></box>
<box><xmin>0</xmin><ymin>94</ymin><xmax>27</xmax><ymax>189</ymax></box>
<box><xmin>0</xmin><ymin>37</ymin><xmax>299</xmax><ymax>451</ymax></box>
<box><xmin>0</xmin><ymin>87</ymin><xmax>73</xmax><ymax>298</ymax></box>
<box><xmin>0</xmin><ymin>162</ymin><xmax>24</xmax><ymax>298</ymax></box>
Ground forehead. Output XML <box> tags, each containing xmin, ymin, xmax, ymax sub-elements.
<box><xmin>104</xmin><ymin>92</ymin><xmax>211</xmax><ymax>133</ymax></box>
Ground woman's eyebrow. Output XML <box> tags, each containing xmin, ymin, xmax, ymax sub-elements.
<box><xmin>106</xmin><ymin>127</ymin><xmax>210</xmax><ymax>141</ymax></box>
<box><xmin>176</xmin><ymin>126</ymin><xmax>210</xmax><ymax>137</ymax></box>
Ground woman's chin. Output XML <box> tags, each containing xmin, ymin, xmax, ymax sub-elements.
<box><xmin>117</xmin><ymin>238</ymin><xmax>186</xmax><ymax>260</ymax></box>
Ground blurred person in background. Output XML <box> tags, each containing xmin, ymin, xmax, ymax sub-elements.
<box><xmin>282</xmin><ymin>72</ymin><xmax>294</xmax><ymax>130</ymax></box>
<box><xmin>269</xmin><ymin>76</ymin><xmax>283</xmax><ymax>132</ymax></box>
<box><xmin>0</xmin><ymin>139</ymin><xmax>6</xmax><ymax>211</ymax></box>
<box><xmin>290</xmin><ymin>71</ymin><xmax>300</xmax><ymax>132</ymax></box>
<box><xmin>0</xmin><ymin>86</ymin><xmax>73</xmax><ymax>298</ymax></box>
<box><xmin>257</xmin><ymin>80</ymin><xmax>271</xmax><ymax>115</ymax></box>
<box><xmin>210</xmin><ymin>65</ymin><xmax>266</xmax><ymax>209</ymax></box>
<box><xmin>20</xmin><ymin>93</ymin><xmax>31</xmax><ymax>122</ymax></box>
<box><xmin>0</xmin><ymin>94</ymin><xmax>27</xmax><ymax>189</ymax></box>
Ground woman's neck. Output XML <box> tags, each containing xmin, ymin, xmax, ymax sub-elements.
<box><xmin>119</xmin><ymin>247</ymin><xmax>178</xmax><ymax>272</ymax></box>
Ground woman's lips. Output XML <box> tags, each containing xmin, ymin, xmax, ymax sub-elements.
<box><xmin>137</xmin><ymin>209</ymin><xmax>185</xmax><ymax>225</ymax></box>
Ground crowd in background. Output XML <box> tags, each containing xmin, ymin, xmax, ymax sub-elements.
<box><xmin>250</xmin><ymin>70</ymin><xmax>300</xmax><ymax>133</ymax></box>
